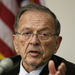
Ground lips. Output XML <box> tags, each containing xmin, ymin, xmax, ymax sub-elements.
<box><xmin>28</xmin><ymin>50</ymin><xmax>41</xmax><ymax>57</ymax></box>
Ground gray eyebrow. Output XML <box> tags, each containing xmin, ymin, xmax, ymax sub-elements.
<box><xmin>38</xmin><ymin>27</ymin><xmax>50</xmax><ymax>32</ymax></box>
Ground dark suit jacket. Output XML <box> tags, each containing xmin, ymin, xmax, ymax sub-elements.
<box><xmin>2</xmin><ymin>55</ymin><xmax>75</xmax><ymax>75</ymax></box>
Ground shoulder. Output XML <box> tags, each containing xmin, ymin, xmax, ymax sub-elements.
<box><xmin>9</xmin><ymin>55</ymin><xmax>21</xmax><ymax>64</ymax></box>
<box><xmin>51</xmin><ymin>55</ymin><xmax>75</xmax><ymax>66</ymax></box>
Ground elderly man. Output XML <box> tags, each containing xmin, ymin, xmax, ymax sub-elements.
<box><xmin>1</xmin><ymin>3</ymin><xmax>75</xmax><ymax>75</ymax></box>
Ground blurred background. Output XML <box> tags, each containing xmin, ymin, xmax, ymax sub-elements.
<box><xmin>45</xmin><ymin>0</ymin><xmax>75</xmax><ymax>63</ymax></box>
<box><xmin>0</xmin><ymin>0</ymin><xmax>75</xmax><ymax>63</ymax></box>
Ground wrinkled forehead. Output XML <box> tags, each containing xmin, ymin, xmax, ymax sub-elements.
<box><xmin>18</xmin><ymin>10</ymin><xmax>55</xmax><ymax>33</ymax></box>
<box><xmin>19</xmin><ymin>10</ymin><xmax>54</xmax><ymax>23</ymax></box>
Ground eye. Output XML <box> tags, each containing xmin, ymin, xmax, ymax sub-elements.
<box><xmin>41</xmin><ymin>33</ymin><xmax>49</xmax><ymax>36</ymax></box>
<box><xmin>22</xmin><ymin>32</ymin><xmax>31</xmax><ymax>35</ymax></box>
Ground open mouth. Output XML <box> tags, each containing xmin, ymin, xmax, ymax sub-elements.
<box><xmin>29</xmin><ymin>50</ymin><xmax>41</xmax><ymax>57</ymax></box>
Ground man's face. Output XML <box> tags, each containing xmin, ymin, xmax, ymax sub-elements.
<box><xmin>13</xmin><ymin>10</ymin><xmax>61</xmax><ymax>68</ymax></box>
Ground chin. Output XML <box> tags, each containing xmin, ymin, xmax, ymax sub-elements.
<box><xmin>26</xmin><ymin>57</ymin><xmax>43</xmax><ymax>66</ymax></box>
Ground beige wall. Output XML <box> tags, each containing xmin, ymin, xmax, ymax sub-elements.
<box><xmin>45</xmin><ymin>0</ymin><xmax>75</xmax><ymax>63</ymax></box>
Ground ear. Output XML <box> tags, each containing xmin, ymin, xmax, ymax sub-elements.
<box><xmin>54</xmin><ymin>36</ymin><xmax>62</xmax><ymax>53</ymax></box>
<box><xmin>12</xmin><ymin>34</ymin><xmax>19</xmax><ymax>53</ymax></box>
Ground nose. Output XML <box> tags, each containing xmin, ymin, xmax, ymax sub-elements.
<box><xmin>29</xmin><ymin>34</ymin><xmax>40</xmax><ymax>46</ymax></box>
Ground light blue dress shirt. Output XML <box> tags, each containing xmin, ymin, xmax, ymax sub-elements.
<box><xmin>19</xmin><ymin>61</ymin><xmax>46</xmax><ymax>75</ymax></box>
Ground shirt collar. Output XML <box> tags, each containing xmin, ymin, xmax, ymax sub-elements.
<box><xmin>19</xmin><ymin>60</ymin><xmax>46</xmax><ymax>75</ymax></box>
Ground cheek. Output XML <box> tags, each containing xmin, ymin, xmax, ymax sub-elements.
<box><xmin>16</xmin><ymin>39</ymin><xmax>28</xmax><ymax>56</ymax></box>
<box><xmin>42</xmin><ymin>40</ymin><xmax>56</xmax><ymax>57</ymax></box>
<box><xmin>18</xmin><ymin>40</ymin><xmax>26</xmax><ymax>49</ymax></box>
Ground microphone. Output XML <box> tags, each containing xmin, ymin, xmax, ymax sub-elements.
<box><xmin>0</xmin><ymin>58</ymin><xmax>14</xmax><ymax>74</ymax></box>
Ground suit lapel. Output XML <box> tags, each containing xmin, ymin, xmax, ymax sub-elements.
<box><xmin>40</xmin><ymin>63</ymin><xmax>49</xmax><ymax>75</ymax></box>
